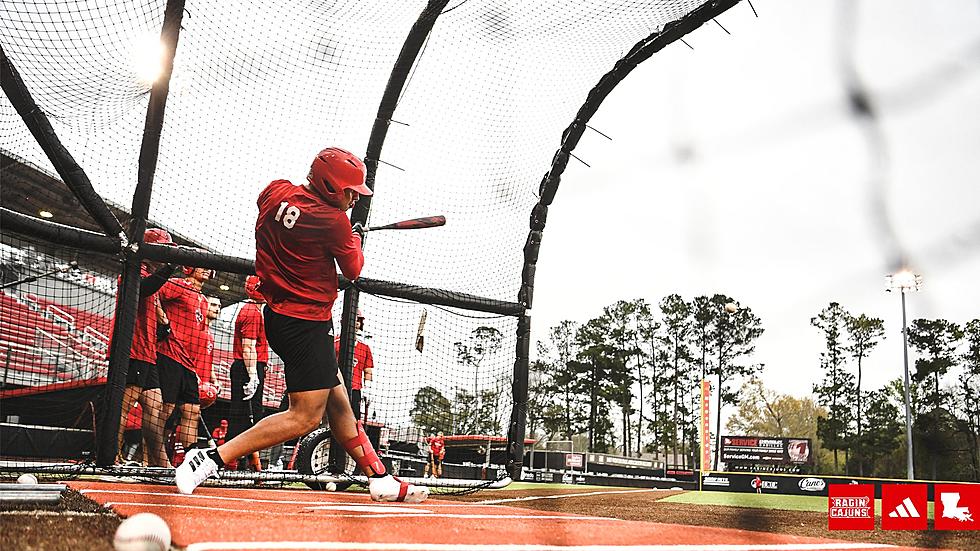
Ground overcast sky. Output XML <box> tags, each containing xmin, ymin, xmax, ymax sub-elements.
<box><xmin>530</xmin><ymin>0</ymin><xmax>980</xmax><ymax>399</ymax></box>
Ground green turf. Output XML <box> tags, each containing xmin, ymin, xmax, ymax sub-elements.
<box><xmin>661</xmin><ymin>491</ymin><xmax>935</xmax><ymax>519</ymax></box>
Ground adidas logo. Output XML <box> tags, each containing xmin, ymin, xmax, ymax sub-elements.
<box><xmin>189</xmin><ymin>452</ymin><xmax>205</xmax><ymax>470</ymax></box>
<box><xmin>888</xmin><ymin>497</ymin><xmax>921</xmax><ymax>518</ymax></box>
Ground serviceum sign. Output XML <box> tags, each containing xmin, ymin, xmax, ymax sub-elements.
<box><xmin>720</xmin><ymin>436</ymin><xmax>813</xmax><ymax>466</ymax></box>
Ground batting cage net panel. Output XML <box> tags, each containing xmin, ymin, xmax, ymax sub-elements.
<box><xmin>0</xmin><ymin>232</ymin><xmax>113</xmax><ymax>463</ymax></box>
<box><xmin>1</xmin><ymin>0</ymin><xmax>740</xmax><ymax>482</ymax></box>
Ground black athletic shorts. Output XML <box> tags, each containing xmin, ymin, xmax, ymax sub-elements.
<box><xmin>264</xmin><ymin>307</ymin><xmax>340</xmax><ymax>392</ymax></box>
<box><xmin>125</xmin><ymin>359</ymin><xmax>160</xmax><ymax>390</ymax></box>
<box><xmin>157</xmin><ymin>353</ymin><xmax>200</xmax><ymax>405</ymax></box>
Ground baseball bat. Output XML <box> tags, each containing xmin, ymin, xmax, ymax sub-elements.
<box><xmin>364</xmin><ymin>215</ymin><xmax>445</xmax><ymax>232</ymax></box>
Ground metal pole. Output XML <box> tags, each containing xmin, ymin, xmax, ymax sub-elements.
<box><xmin>506</xmin><ymin>314</ymin><xmax>531</xmax><ymax>480</ymax></box>
<box><xmin>900</xmin><ymin>289</ymin><xmax>915</xmax><ymax>480</ymax></box>
<box><xmin>96</xmin><ymin>0</ymin><xmax>186</xmax><ymax>466</ymax></box>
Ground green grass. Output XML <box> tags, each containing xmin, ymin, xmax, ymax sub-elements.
<box><xmin>661</xmin><ymin>491</ymin><xmax>935</xmax><ymax>519</ymax></box>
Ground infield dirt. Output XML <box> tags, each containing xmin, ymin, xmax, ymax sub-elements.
<box><xmin>447</xmin><ymin>486</ymin><xmax>980</xmax><ymax>551</ymax></box>
<box><xmin>2</xmin><ymin>485</ymin><xmax>979</xmax><ymax>550</ymax></box>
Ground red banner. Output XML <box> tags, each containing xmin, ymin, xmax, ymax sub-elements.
<box><xmin>700</xmin><ymin>379</ymin><xmax>711</xmax><ymax>471</ymax></box>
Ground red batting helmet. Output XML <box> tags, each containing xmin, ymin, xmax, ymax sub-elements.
<box><xmin>307</xmin><ymin>147</ymin><xmax>372</xmax><ymax>207</ymax></box>
<box><xmin>199</xmin><ymin>382</ymin><xmax>219</xmax><ymax>409</ymax></box>
<box><xmin>143</xmin><ymin>228</ymin><xmax>173</xmax><ymax>245</ymax></box>
<box><xmin>244</xmin><ymin>275</ymin><xmax>263</xmax><ymax>302</ymax></box>
<box><xmin>182</xmin><ymin>266</ymin><xmax>216</xmax><ymax>279</ymax></box>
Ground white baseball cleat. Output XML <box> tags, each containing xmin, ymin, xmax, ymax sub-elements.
<box><xmin>369</xmin><ymin>474</ymin><xmax>428</xmax><ymax>503</ymax></box>
<box><xmin>175</xmin><ymin>448</ymin><xmax>219</xmax><ymax>494</ymax></box>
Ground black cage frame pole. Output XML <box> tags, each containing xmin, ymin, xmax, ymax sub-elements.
<box><xmin>0</xmin><ymin>208</ymin><xmax>121</xmax><ymax>255</ymax></box>
<box><xmin>506</xmin><ymin>314</ymin><xmax>531</xmax><ymax>479</ymax></box>
<box><xmin>512</xmin><ymin>0</ymin><xmax>743</xmax><ymax>477</ymax></box>
<box><xmin>96</xmin><ymin>0</ymin><xmax>187</xmax><ymax>465</ymax></box>
<box><xmin>140</xmin><ymin>242</ymin><xmax>523</xmax><ymax>315</ymax></box>
<box><xmin>331</xmin><ymin>0</ymin><xmax>451</xmax><ymax>474</ymax></box>
<box><xmin>0</xmin><ymin>46</ymin><xmax>124</xmax><ymax>239</ymax></box>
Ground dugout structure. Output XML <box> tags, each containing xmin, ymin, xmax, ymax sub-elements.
<box><xmin>0</xmin><ymin>0</ymin><xmax>744</xmax><ymax>481</ymax></box>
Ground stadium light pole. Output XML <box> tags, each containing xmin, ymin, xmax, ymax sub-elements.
<box><xmin>886</xmin><ymin>269</ymin><xmax>922</xmax><ymax>480</ymax></box>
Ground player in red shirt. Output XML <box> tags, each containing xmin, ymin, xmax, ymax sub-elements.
<box><xmin>194</xmin><ymin>296</ymin><xmax>220</xmax><ymax>386</ymax></box>
<box><xmin>177</xmin><ymin>147</ymin><xmax>427</xmax><ymax>502</ymax></box>
<box><xmin>334</xmin><ymin>309</ymin><xmax>373</xmax><ymax>422</ymax></box>
<box><xmin>110</xmin><ymin>228</ymin><xmax>174</xmax><ymax>467</ymax></box>
<box><xmin>228</xmin><ymin>275</ymin><xmax>269</xmax><ymax>448</ymax></box>
<box><xmin>157</xmin><ymin>267</ymin><xmax>211</xmax><ymax>464</ymax></box>
<box><xmin>211</xmin><ymin>419</ymin><xmax>229</xmax><ymax>446</ymax></box>
<box><xmin>428</xmin><ymin>431</ymin><xmax>446</xmax><ymax>478</ymax></box>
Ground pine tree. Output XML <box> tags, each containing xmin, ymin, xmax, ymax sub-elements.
<box><xmin>631</xmin><ymin>299</ymin><xmax>657</xmax><ymax>455</ymax></box>
<box><xmin>844</xmin><ymin>313</ymin><xmax>885</xmax><ymax>476</ymax></box>
<box><xmin>811</xmin><ymin>302</ymin><xmax>854</xmax><ymax>473</ymax></box>
<box><xmin>861</xmin><ymin>386</ymin><xmax>903</xmax><ymax>477</ymax></box>
<box><xmin>574</xmin><ymin>317</ymin><xmax>617</xmax><ymax>452</ymax></box>
<box><xmin>960</xmin><ymin>320</ymin><xmax>980</xmax><ymax>480</ymax></box>
<box><xmin>906</xmin><ymin>318</ymin><xmax>963</xmax><ymax>479</ymax></box>
<box><xmin>602</xmin><ymin>301</ymin><xmax>641</xmax><ymax>456</ymax></box>
<box><xmin>659</xmin><ymin>294</ymin><xmax>692</xmax><ymax>466</ymax></box>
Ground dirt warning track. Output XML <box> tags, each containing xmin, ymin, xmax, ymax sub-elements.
<box><xmin>71</xmin><ymin>481</ymin><xmax>937</xmax><ymax>551</ymax></box>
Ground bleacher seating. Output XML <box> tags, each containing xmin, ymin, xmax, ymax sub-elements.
<box><xmin>1</xmin><ymin>290</ymin><xmax>105</xmax><ymax>387</ymax></box>
<box><xmin>2</xmin><ymin>288</ymin><xmax>286</xmax><ymax>410</ymax></box>
<box><xmin>25</xmin><ymin>293</ymin><xmax>113</xmax><ymax>341</ymax></box>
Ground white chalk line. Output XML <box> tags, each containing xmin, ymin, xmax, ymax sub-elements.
<box><xmin>302</xmin><ymin>504</ymin><xmax>434</xmax><ymax>513</ymax></box>
<box><xmin>102</xmin><ymin>501</ymin><xmax>618</xmax><ymax>521</ymax></box>
<box><xmin>0</xmin><ymin>509</ymin><xmax>115</xmax><ymax>517</ymax></box>
<box><xmin>80</xmin><ymin>488</ymin><xmax>481</xmax><ymax>508</ymax></box>
<box><xmin>185</xmin><ymin>542</ymin><xmax>896</xmax><ymax>551</ymax></box>
<box><xmin>477</xmin><ymin>488</ymin><xmax>671</xmax><ymax>505</ymax></box>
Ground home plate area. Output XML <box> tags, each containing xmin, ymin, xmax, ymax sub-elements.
<box><xmin>72</xmin><ymin>481</ymin><xmax>922</xmax><ymax>550</ymax></box>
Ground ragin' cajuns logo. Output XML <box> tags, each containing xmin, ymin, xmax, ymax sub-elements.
<box><xmin>830</xmin><ymin>496</ymin><xmax>872</xmax><ymax>519</ymax></box>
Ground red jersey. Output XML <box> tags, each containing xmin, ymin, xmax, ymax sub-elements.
<box><xmin>211</xmin><ymin>425</ymin><xmax>227</xmax><ymax>445</ymax></box>
<box><xmin>124</xmin><ymin>403</ymin><xmax>142</xmax><ymax>431</ymax></box>
<box><xmin>156</xmin><ymin>277</ymin><xmax>208</xmax><ymax>369</ymax></box>
<box><xmin>233</xmin><ymin>302</ymin><xmax>269</xmax><ymax>363</ymax></box>
<box><xmin>193</xmin><ymin>327</ymin><xmax>214</xmax><ymax>382</ymax></box>
<box><xmin>334</xmin><ymin>336</ymin><xmax>373</xmax><ymax>390</ymax></box>
<box><xmin>255</xmin><ymin>180</ymin><xmax>364</xmax><ymax>321</ymax></box>
<box><xmin>429</xmin><ymin>436</ymin><xmax>445</xmax><ymax>457</ymax></box>
<box><xmin>108</xmin><ymin>266</ymin><xmax>159</xmax><ymax>364</ymax></box>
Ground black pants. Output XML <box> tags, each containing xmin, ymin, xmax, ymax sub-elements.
<box><xmin>228</xmin><ymin>359</ymin><xmax>266</xmax><ymax>441</ymax></box>
<box><xmin>351</xmin><ymin>388</ymin><xmax>363</xmax><ymax>422</ymax></box>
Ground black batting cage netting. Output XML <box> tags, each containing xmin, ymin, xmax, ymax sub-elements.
<box><xmin>0</xmin><ymin>0</ymin><xmax>743</xmax><ymax>487</ymax></box>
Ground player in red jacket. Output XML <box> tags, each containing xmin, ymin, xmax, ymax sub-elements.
<box><xmin>428</xmin><ymin>431</ymin><xmax>446</xmax><ymax>478</ymax></box>
<box><xmin>334</xmin><ymin>309</ymin><xmax>373</xmax><ymax>422</ymax></box>
<box><xmin>194</xmin><ymin>296</ymin><xmax>221</xmax><ymax>387</ymax></box>
<box><xmin>157</xmin><ymin>267</ymin><xmax>211</xmax><ymax>464</ymax></box>
<box><xmin>211</xmin><ymin>419</ymin><xmax>229</xmax><ymax>446</ymax></box>
<box><xmin>110</xmin><ymin>227</ymin><xmax>175</xmax><ymax>467</ymax></box>
<box><xmin>177</xmin><ymin>147</ymin><xmax>427</xmax><ymax>503</ymax></box>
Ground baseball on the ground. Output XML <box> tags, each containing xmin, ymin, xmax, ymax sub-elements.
<box><xmin>114</xmin><ymin>512</ymin><xmax>171</xmax><ymax>551</ymax></box>
<box><xmin>17</xmin><ymin>473</ymin><xmax>38</xmax><ymax>485</ymax></box>
<box><xmin>724</xmin><ymin>302</ymin><xmax>738</xmax><ymax>313</ymax></box>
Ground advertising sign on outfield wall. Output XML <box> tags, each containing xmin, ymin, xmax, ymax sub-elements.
<box><xmin>699</xmin><ymin>471</ymin><xmax>978</xmax><ymax>500</ymax></box>
<box><xmin>720</xmin><ymin>436</ymin><xmax>813</xmax><ymax>466</ymax></box>
<box><xmin>565</xmin><ymin>453</ymin><xmax>584</xmax><ymax>468</ymax></box>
